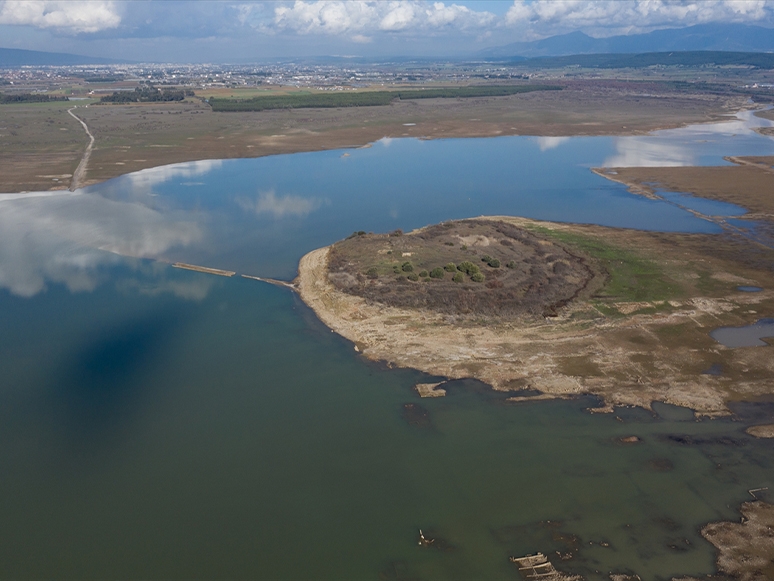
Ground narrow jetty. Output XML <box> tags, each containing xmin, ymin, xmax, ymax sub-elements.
<box><xmin>241</xmin><ymin>274</ymin><xmax>297</xmax><ymax>290</ymax></box>
<box><xmin>172</xmin><ymin>263</ymin><xmax>236</xmax><ymax>277</ymax></box>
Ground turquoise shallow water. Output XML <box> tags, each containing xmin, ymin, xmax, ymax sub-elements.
<box><xmin>1</xmin><ymin>111</ymin><xmax>774</xmax><ymax>579</ymax></box>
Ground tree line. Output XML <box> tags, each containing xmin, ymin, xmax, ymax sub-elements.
<box><xmin>208</xmin><ymin>84</ymin><xmax>563</xmax><ymax>112</ymax></box>
<box><xmin>101</xmin><ymin>86</ymin><xmax>194</xmax><ymax>103</ymax></box>
<box><xmin>0</xmin><ymin>93</ymin><xmax>69</xmax><ymax>104</ymax></box>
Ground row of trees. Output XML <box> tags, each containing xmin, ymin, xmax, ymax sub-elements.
<box><xmin>209</xmin><ymin>85</ymin><xmax>562</xmax><ymax>112</ymax></box>
<box><xmin>0</xmin><ymin>93</ymin><xmax>68</xmax><ymax>104</ymax></box>
<box><xmin>101</xmin><ymin>86</ymin><xmax>193</xmax><ymax>103</ymax></box>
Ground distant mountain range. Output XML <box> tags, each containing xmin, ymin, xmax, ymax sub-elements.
<box><xmin>515</xmin><ymin>51</ymin><xmax>774</xmax><ymax>69</ymax></box>
<box><xmin>478</xmin><ymin>23</ymin><xmax>774</xmax><ymax>58</ymax></box>
<box><xmin>0</xmin><ymin>48</ymin><xmax>127</xmax><ymax>67</ymax></box>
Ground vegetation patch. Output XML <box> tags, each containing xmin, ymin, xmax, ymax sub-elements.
<box><xmin>101</xmin><ymin>86</ymin><xmax>193</xmax><ymax>103</ymax></box>
<box><xmin>208</xmin><ymin>85</ymin><xmax>562</xmax><ymax>112</ymax></box>
<box><xmin>526</xmin><ymin>226</ymin><xmax>682</xmax><ymax>303</ymax></box>
<box><xmin>327</xmin><ymin>219</ymin><xmax>600</xmax><ymax>318</ymax></box>
<box><xmin>0</xmin><ymin>92</ymin><xmax>68</xmax><ymax>104</ymax></box>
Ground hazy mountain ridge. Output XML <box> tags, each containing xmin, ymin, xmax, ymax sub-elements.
<box><xmin>479</xmin><ymin>23</ymin><xmax>774</xmax><ymax>58</ymax></box>
<box><xmin>0</xmin><ymin>48</ymin><xmax>126</xmax><ymax>67</ymax></box>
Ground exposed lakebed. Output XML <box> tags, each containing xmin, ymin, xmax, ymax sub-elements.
<box><xmin>0</xmin><ymin>111</ymin><xmax>773</xmax><ymax>579</ymax></box>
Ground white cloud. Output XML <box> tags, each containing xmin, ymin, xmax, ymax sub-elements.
<box><xmin>274</xmin><ymin>1</ymin><xmax>376</xmax><ymax>35</ymax></box>
<box><xmin>271</xmin><ymin>0</ymin><xmax>495</xmax><ymax>36</ymax></box>
<box><xmin>379</xmin><ymin>1</ymin><xmax>416</xmax><ymax>30</ymax></box>
<box><xmin>0</xmin><ymin>0</ymin><xmax>121</xmax><ymax>33</ymax></box>
<box><xmin>237</xmin><ymin>190</ymin><xmax>327</xmax><ymax>218</ymax></box>
<box><xmin>425</xmin><ymin>1</ymin><xmax>494</xmax><ymax>28</ymax></box>
<box><xmin>506</xmin><ymin>0</ymin><xmax>772</xmax><ymax>36</ymax></box>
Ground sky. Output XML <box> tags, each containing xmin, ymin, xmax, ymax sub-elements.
<box><xmin>1</xmin><ymin>0</ymin><xmax>774</xmax><ymax>62</ymax></box>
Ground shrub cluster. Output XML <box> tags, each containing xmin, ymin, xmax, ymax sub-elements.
<box><xmin>457</xmin><ymin>261</ymin><xmax>480</xmax><ymax>276</ymax></box>
<box><xmin>480</xmin><ymin>255</ymin><xmax>501</xmax><ymax>268</ymax></box>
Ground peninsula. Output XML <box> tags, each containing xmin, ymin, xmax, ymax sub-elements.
<box><xmin>296</xmin><ymin>216</ymin><xmax>774</xmax><ymax>416</ymax></box>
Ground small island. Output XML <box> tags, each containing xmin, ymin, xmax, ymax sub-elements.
<box><xmin>297</xmin><ymin>216</ymin><xmax>774</xmax><ymax>415</ymax></box>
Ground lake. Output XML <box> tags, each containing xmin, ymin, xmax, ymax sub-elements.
<box><xmin>0</xmin><ymin>109</ymin><xmax>773</xmax><ymax>580</ymax></box>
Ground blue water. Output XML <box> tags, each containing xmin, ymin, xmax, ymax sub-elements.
<box><xmin>1</xmin><ymin>110</ymin><xmax>774</xmax><ymax>579</ymax></box>
<box><xmin>65</xmin><ymin>112</ymin><xmax>771</xmax><ymax>282</ymax></box>
<box><xmin>712</xmin><ymin>318</ymin><xmax>774</xmax><ymax>347</ymax></box>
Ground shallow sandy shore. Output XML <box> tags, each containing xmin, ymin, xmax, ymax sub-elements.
<box><xmin>296</xmin><ymin>216</ymin><xmax>774</xmax><ymax>416</ymax></box>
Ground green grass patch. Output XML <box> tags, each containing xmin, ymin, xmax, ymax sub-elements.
<box><xmin>529</xmin><ymin>227</ymin><xmax>682</xmax><ymax>302</ymax></box>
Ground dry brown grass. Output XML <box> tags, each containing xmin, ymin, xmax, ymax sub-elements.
<box><xmin>0</xmin><ymin>101</ymin><xmax>87</xmax><ymax>192</ymax></box>
<box><xmin>0</xmin><ymin>82</ymin><xmax>749</xmax><ymax>193</ymax></box>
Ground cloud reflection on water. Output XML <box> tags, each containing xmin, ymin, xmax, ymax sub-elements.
<box><xmin>0</xmin><ymin>192</ymin><xmax>202</xmax><ymax>297</ymax></box>
<box><xmin>604</xmin><ymin>138</ymin><xmax>695</xmax><ymax>167</ymax></box>
<box><xmin>604</xmin><ymin>108</ymin><xmax>774</xmax><ymax>167</ymax></box>
<box><xmin>533</xmin><ymin>136</ymin><xmax>571</xmax><ymax>151</ymax></box>
<box><xmin>125</xmin><ymin>159</ymin><xmax>224</xmax><ymax>192</ymax></box>
<box><xmin>236</xmin><ymin>189</ymin><xmax>329</xmax><ymax>218</ymax></box>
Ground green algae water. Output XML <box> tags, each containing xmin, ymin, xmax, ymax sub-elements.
<box><xmin>1</xmin><ymin>112</ymin><xmax>774</xmax><ymax>579</ymax></box>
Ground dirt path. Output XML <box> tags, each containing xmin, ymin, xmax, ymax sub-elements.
<box><xmin>67</xmin><ymin>106</ymin><xmax>94</xmax><ymax>191</ymax></box>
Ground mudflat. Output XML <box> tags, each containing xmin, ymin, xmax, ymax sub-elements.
<box><xmin>0</xmin><ymin>81</ymin><xmax>748</xmax><ymax>193</ymax></box>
